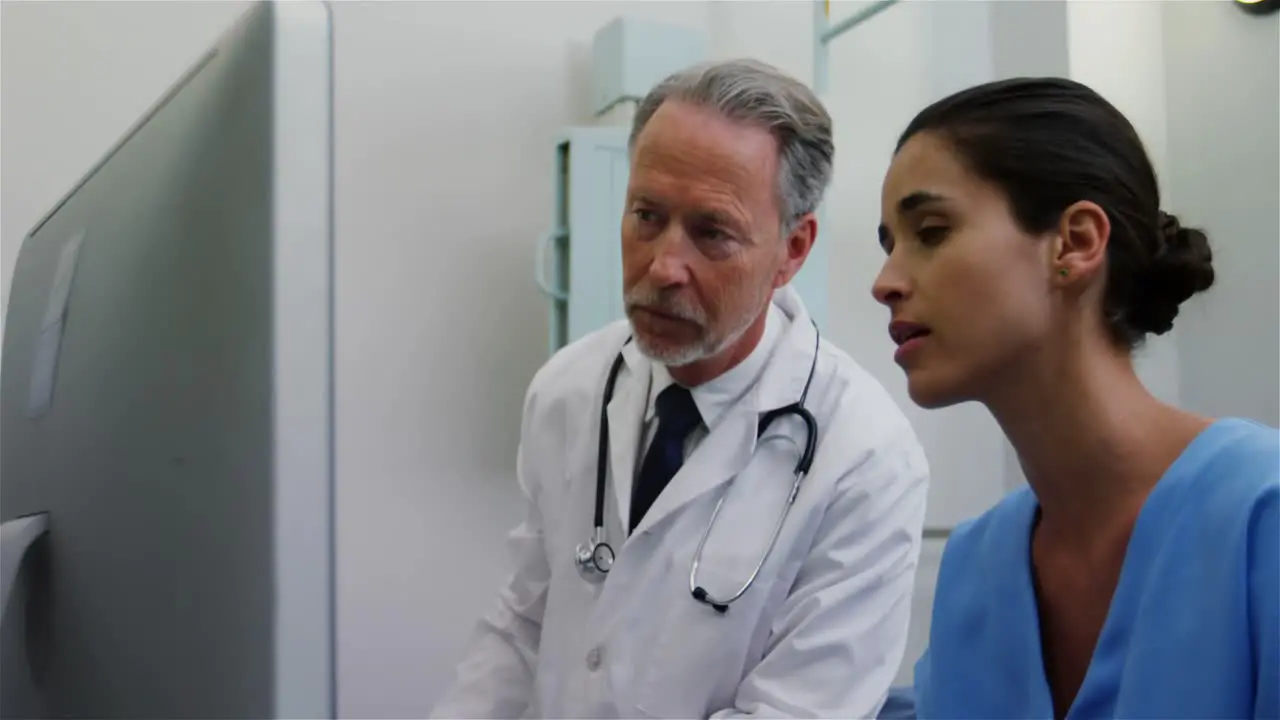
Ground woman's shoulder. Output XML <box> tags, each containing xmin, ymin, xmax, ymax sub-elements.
<box><xmin>1175</xmin><ymin>417</ymin><xmax>1278</xmax><ymax>536</ymax></box>
<box><xmin>1174</xmin><ymin>418</ymin><xmax>1278</xmax><ymax>717</ymax></box>
<box><xmin>1190</xmin><ymin>417</ymin><xmax>1278</xmax><ymax>476</ymax></box>
<box><xmin>1196</xmin><ymin>417</ymin><xmax>1278</xmax><ymax>483</ymax></box>
<box><xmin>936</xmin><ymin>416</ymin><xmax>1279</xmax><ymax>580</ymax></box>
<box><xmin>938</xmin><ymin>487</ymin><xmax>1036</xmax><ymax>567</ymax></box>
<box><xmin>923</xmin><ymin>488</ymin><xmax>1038</xmax><ymax>614</ymax></box>
<box><xmin>1198</xmin><ymin>417</ymin><xmax>1280</xmax><ymax>569</ymax></box>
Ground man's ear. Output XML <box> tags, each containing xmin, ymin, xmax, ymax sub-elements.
<box><xmin>774</xmin><ymin>213</ymin><xmax>817</xmax><ymax>289</ymax></box>
<box><xmin>1051</xmin><ymin>200</ymin><xmax>1109</xmax><ymax>286</ymax></box>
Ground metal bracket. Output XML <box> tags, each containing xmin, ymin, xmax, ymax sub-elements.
<box><xmin>813</xmin><ymin>0</ymin><xmax>903</xmax><ymax>95</ymax></box>
<box><xmin>922</xmin><ymin>526</ymin><xmax>952</xmax><ymax>540</ymax></box>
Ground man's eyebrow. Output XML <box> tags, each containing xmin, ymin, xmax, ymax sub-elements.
<box><xmin>691</xmin><ymin>209</ymin><xmax>738</xmax><ymax>227</ymax></box>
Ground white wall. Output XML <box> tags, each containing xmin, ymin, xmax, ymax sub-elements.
<box><xmin>3</xmin><ymin>0</ymin><xmax>1275</xmax><ymax>716</ymax></box>
<box><xmin>0</xmin><ymin>0</ymin><xmax>253</xmax><ymax>314</ymax></box>
<box><xmin>1067</xmin><ymin>0</ymin><xmax>1184</xmax><ymax>412</ymax></box>
<box><xmin>1163</xmin><ymin>2</ymin><xmax>1280</xmax><ymax>427</ymax></box>
<box><xmin>1068</xmin><ymin>1</ymin><xmax>1280</xmax><ymax>426</ymax></box>
<box><xmin>329</xmin><ymin>3</ymin><xmax>720</xmax><ymax>715</ymax></box>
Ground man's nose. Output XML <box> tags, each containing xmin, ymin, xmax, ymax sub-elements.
<box><xmin>646</xmin><ymin>230</ymin><xmax>692</xmax><ymax>288</ymax></box>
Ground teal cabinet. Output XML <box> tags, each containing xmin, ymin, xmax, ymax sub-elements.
<box><xmin>537</xmin><ymin>127</ymin><xmax>631</xmax><ymax>356</ymax></box>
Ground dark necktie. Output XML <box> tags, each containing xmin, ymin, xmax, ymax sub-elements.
<box><xmin>631</xmin><ymin>384</ymin><xmax>702</xmax><ymax>532</ymax></box>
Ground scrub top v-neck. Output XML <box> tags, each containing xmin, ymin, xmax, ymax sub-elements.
<box><xmin>914</xmin><ymin>418</ymin><xmax>1279</xmax><ymax>719</ymax></box>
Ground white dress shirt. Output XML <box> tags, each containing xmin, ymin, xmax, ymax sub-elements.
<box><xmin>638</xmin><ymin>302</ymin><xmax>786</xmax><ymax>476</ymax></box>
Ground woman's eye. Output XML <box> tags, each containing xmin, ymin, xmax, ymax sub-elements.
<box><xmin>918</xmin><ymin>226</ymin><xmax>950</xmax><ymax>245</ymax></box>
<box><xmin>634</xmin><ymin>209</ymin><xmax>657</xmax><ymax>224</ymax></box>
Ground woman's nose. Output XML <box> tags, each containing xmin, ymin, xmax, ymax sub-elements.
<box><xmin>871</xmin><ymin>261</ymin><xmax>909</xmax><ymax>307</ymax></box>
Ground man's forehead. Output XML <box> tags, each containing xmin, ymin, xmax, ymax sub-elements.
<box><xmin>636</xmin><ymin>102</ymin><xmax>778</xmax><ymax>167</ymax></box>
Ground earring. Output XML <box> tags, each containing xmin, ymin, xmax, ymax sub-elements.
<box><xmin>1059</xmin><ymin>268</ymin><xmax>1069</xmax><ymax>277</ymax></box>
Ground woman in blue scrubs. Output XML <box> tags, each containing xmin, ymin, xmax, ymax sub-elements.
<box><xmin>872</xmin><ymin>76</ymin><xmax>1278</xmax><ymax>720</ymax></box>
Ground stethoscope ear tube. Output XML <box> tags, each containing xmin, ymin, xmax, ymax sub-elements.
<box><xmin>757</xmin><ymin>404</ymin><xmax>819</xmax><ymax>474</ymax></box>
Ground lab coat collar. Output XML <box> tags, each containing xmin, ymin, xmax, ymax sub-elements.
<box><xmin>646</xmin><ymin>301</ymin><xmax>784</xmax><ymax>432</ymax></box>
<box><xmin>751</xmin><ymin>285</ymin><xmax>819</xmax><ymax>414</ymax></box>
<box><xmin>618</xmin><ymin>285</ymin><xmax>818</xmax><ymax>538</ymax></box>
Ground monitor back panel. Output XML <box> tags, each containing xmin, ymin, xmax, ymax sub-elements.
<box><xmin>0</xmin><ymin>4</ymin><xmax>331</xmax><ymax>717</ymax></box>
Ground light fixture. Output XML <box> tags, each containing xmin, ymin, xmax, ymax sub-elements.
<box><xmin>1236</xmin><ymin>0</ymin><xmax>1280</xmax><ymax>16</ymax></box>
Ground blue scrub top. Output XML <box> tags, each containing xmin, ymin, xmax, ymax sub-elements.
<box><xmin>915</xmin><ymin>418</ymin><xmax>1279</xmax><ymax>719</ymax></box>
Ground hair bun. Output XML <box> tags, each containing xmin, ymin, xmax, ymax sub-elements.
<box><xmin>1126</xmin><ymin>211</ymin><xmax>1215</xmax><ymax>336</ymax></box>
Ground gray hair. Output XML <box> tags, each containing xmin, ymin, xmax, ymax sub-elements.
<box><xmin>628</xmin><ymin>58</ymin><xmax>835</xmax><ymax>230</ymax></box>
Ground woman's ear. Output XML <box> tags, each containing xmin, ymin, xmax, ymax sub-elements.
<box><xmin>1051</xmin><ymin>200</ymin><xmax>1109</xmax><ymax>285</ymax></box>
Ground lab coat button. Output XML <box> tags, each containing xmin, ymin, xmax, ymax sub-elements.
<box><xmin>585</xmin><ymin>646</ymin><xmax>602</xmax><ymax>671</ymax></box>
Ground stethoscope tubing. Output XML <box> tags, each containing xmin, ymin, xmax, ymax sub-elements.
<box><xmin>578</xmin><ymin>322</ymin><xmax>821</xmax><ymax>613</ymax></box>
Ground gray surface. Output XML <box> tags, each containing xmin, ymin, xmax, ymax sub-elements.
<box><xmin>1165</xmin><ymin>2</ymin><xmax>1280</xmax><ymax>427</ymax></box>
<box><xmin>0</xmin><ymin>515</ymin><xmax>49</xmax><ymax>619</ymax></box>
<box><xmin>0</xmin><ymin>3</ymin><xmax>334</xmax><ymax>717</ymax></box>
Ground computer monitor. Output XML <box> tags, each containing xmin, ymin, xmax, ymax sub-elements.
<box><xmin>0</xmin><ymin>2</ymin><xmax>334</xmax><ymax>717</ymax></box>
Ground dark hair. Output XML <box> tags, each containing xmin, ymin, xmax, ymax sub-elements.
<box><xmin>897</xmin><ymin>77</ymin><xmax>1214</xmax><ymax>348</ymax></box>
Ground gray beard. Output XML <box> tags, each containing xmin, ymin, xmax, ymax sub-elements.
<box><xmin>630</xmin><ymin>288</ymin><xmax>771</xmax><ymax>368</ymax></box>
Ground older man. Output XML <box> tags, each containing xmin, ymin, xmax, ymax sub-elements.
<box><xmin>432</xmin><ymin>59</ymin><xmax>929</xmax><ymax>719</ymax></box>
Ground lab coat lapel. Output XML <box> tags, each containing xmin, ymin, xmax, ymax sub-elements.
<box><xmin>630</xmin><ymin>399</ymin><xmax>757</xmax><ymax>537</ymax></box>
<box><xmin>752</xmin><ymin>287</ymin><xmax>819</xmax><ymax>412</ymax></box>
<box><xmin>606</xmin><ymin>342</ymin><xmax>650</xmax><ymax>536</ymax></box>
<box><xmin>630</xmin><ymin>287</ymin><xmax>817</xmax><ymax>538</ymax></box>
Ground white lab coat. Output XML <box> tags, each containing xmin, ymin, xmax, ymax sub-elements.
<box><xmin>432</xmin><ymin>287</ymin><xmax>930</xmax><ymax>719</ymax></box>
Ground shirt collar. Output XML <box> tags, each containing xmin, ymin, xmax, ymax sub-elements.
<box><xmin>647</xmin><ymin>301</ymin><xmax>787</xmax><ymax>430</ymax></box>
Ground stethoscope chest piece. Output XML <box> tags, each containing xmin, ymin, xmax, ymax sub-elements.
<box><xmin>575</xmin><ymin>528</ymin><xmax>614</xmax><ymax>581</ymax></box>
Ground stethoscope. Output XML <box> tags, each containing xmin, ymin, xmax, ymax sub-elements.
<box><xmin>574</xmin><ymin>323</ymin><xmax>820</xmax><ymax>613</ymax></box>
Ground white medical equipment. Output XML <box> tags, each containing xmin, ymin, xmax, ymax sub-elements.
<box><xmin>0</xmin><ymin>3</ymin><xmax>336</xmax><ymax>717</ymax></box>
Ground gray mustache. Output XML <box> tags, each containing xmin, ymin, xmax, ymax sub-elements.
<box><xmin>625</xmin><ymin>287</ymin><xmax>706</xmax><ymax>325</ymax></box>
